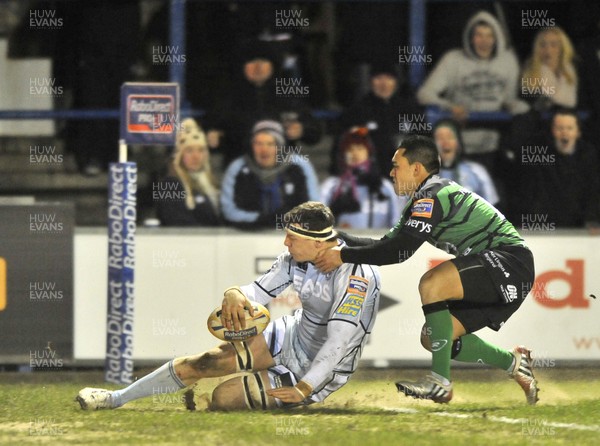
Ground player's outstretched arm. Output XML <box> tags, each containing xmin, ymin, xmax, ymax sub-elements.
<box><xmin>336</xmin><ymin>230</ymin><xmax>379</xmax><ymax>247</ymax></box>
<box><xmin>316</xmin><ymin>234</ymin><xmax>423</xmax><ymax>273</ymax></box>
<box><xmin>341</xmin><ymin>233</ymin><xmax>424</xmax><ymax>266</ymax></box>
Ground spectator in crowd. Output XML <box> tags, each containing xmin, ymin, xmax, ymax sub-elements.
<box><xmin>509</xmin><ymin>27</ymin><xmax>579</xmax><ymax>159</ymax></box>
<box><xmin>416</xmin><ymin>11</ymin><xmax>529</xmax><ymax>170</ymax></box>
<box><xmin>333</xmin><ymin>2</ymin><xmax>409</xmax><ymax>107</ymax></box>
<box><xmin>155</xmin><ymin>119</ymin><xmax>221</xmax><ymax>227</ymax></box>
<box><xmin>517</xmin><ymin>109</ymin><xmax>600</xmax><ymax>228</ymax></box>
<box><xmin>433</xmin><ymin>119</ymin><xmax>499</xmax><ymax>205</ymax></box>
<box><xmin>321</xmin><ymin>128</ymin><xmax>401</xmax><ymax>229</ymax></box>
<box><xmin>521</xmin><ymin>27</ymin><xmax>578</xmax><ymax>112</ymax></box>
<box><xmin>220</xmin><ymin>120</ymin><xmax>320</xmax><ymax>229</ymax></box>
<box><xmin>334</xmin><ymin>63</ymin><xmax>421</xmax><ymax>175</ymax></box>
<box><xmin>205</xmin><ymin>42</ymin><xmax>321</xmax><ymax>169</ymax></box>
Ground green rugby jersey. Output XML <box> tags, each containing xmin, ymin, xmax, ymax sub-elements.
<box><xmin>385</xmin><ymin>175</ymin><xmax>525</xmax><ymax>256</ymax></box>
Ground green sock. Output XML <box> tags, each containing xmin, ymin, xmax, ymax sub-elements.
<box><xmin>453</xmin><ymin>334</ymin><xmax>514</xmax><ymax>370</ymax></box>
<box><xmin>423</xmin><ymin>303</ymin><xmax>453</xmax><ymax>381</ymax></box>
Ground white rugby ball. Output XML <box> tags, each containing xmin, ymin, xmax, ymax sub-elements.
<box><xmin>207</xmin><ymin>302</ymin><xmax>271</xmax><ymax>342</ymax></box>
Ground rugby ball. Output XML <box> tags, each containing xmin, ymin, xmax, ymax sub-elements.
<box><xmin>207</xmin><ymin>301</ymin><xmax>270</xmax><ymax>342</ymax></box>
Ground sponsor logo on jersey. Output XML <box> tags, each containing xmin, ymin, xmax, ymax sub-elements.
<box><xmin>411</xmin><ymin>198</ymin><xmax>434</xmax><ymax>218</ymax></box>
<box><xmin>405</xmin><ymin>218</ymin><xmax>433</xmax><ymax>233</ymax></box>
<box><xmin>347</xmin><ymin>276</ymin><xmax>368</xmax><ymax>296</ymax></box>
<box><xmin>336</xmin><ymin>294</ymin><xmax>365</xmax><ymax>317</ymax></box>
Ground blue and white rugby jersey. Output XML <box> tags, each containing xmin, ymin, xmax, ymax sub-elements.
<box><xmin>240</xmin><ymin>241</ymin><xmax>381</xmax><ymax>400</ymax></box>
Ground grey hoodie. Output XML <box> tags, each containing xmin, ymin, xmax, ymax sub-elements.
<box><xmin>417</xmin><ymin>11</ymin><xmax>529</xmax><ymax>154</ymax></box>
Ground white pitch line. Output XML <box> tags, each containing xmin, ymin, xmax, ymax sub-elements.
<box><xmin>382</xmin><ymin>407</ymin><xmax>600</xmax><ymax>432</ymax></box>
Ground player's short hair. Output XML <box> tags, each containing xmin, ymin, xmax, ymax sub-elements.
<box><xmin>284</xmin><ymin>201</ymin><xmax>337</xmax><ymax>241</ymax></box>
<box><xmin>398</xmin><ymin>135</ymin><xmax>441</xmax><ymax>174</ymax></box>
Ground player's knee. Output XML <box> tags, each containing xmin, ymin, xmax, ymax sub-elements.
<box><xmin>210</xmin><ymin>373</ymin><xmax>272</xmax><ymax>411</ymax></box>
<box><xmin>418</xmin><ymin>270</ymin><xmax>436</xmax><ymax>303</ymax></box>
<box><xmin>419</xmin><ymin>270</ymin><xmax>454</xmax><ymax>304</ymax></box>
<box><xmin>183</xmin><ymin>349</ymin><xmax>222</xmax><ymax>376</ymax></box>
<box><xmin>209</xmin><ymin>385</ymin><xmax>230</xmax><ymax>411</ymax></box>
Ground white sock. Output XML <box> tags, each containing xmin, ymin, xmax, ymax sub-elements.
<box><xmin>111</xmin><ymin>360</ymin><xmax>186</xmax><ymax>407</ymax></box>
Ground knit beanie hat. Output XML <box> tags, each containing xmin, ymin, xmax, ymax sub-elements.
<box><xmin>172</xmin><ymin>118</ymin><xmax>210</xmax><ymax>210</ymax></box>
<box><xmin>176</xmin><ymin>118</ymin><xmax>207</xmax><ymax>152</ymax></box>
<box><xmin>251</xmin><ymin>120</ymin><xmax>286</xmax><ymax>147</ymax></box>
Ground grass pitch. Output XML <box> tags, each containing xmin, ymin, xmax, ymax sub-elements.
<box><xmin>1</xmin><ymin>367</ymin><xmax>599</xmax><ymax>445</ymax></box>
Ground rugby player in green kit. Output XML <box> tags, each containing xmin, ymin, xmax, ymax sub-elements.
<box><xmin>315</xmin><ymin>135</ymin><xmax>538</xmax><ymax>404</ymax></box>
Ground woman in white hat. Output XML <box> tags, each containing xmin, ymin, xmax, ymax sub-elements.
<box><xmin>155</xmin><ymin>118</ymin><xmax>221</xmax><ymax>226</ymax></box>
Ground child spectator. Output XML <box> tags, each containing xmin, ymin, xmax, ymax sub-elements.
<box><xmin>517</xmin><ymin>109</ymin><xmax>600</xmax><ymax>228</ymax></box>
<box><xmin>321</xmin><ymin>128</ymin><xmax>401</xmax><ymax>229</ymax></box>
<box><xmin>433</xmin><ymin>119</ymin><xmax>499</xmax><ymax>205</ymax></box>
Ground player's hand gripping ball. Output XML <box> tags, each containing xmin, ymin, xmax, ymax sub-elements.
<box><xmin>207</xmin><ymin>302</ymin><xmax>270</xmax><ymax>341</ymax></box>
